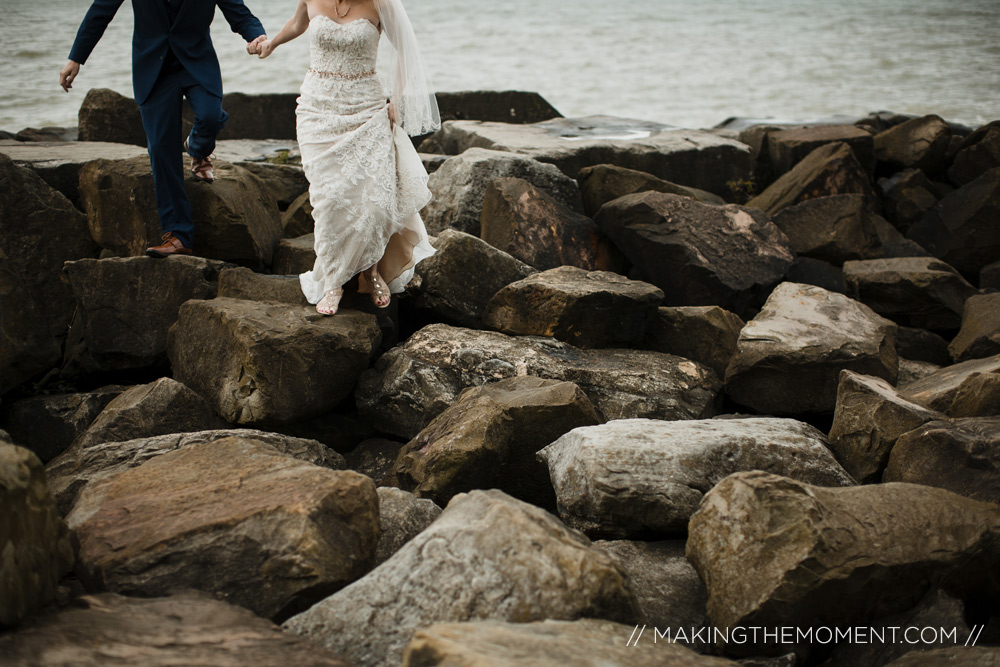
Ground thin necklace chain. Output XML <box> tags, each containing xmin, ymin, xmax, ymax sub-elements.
<box><xmin>335</xmin><ymin>0</ymin><xmax>351</xmax><ymax>18</ymax></box>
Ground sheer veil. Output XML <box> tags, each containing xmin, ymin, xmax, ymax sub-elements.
<box><xmin>374</xmin><ymin>0</ymin><xmax>441</xmax><ymax>136</ymax></box>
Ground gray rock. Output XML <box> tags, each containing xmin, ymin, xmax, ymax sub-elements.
<box><xmin>392</xmin><ymin>376</ymin><xmax>602</xmax><ymax>508</ymax></box>
<box><xmin>78</xmin><ymin>88</ymin><xmax>146</xmax><ymax>147</ymax></box>
<box><xmin>949</xmin><ymin>293</ymin><xmax>1000</xmax><ymax>362</ymax></box>
<box><xmin>772</xmin><ymin>194</ymin><xmax>881</xmax><ymax>264</ymax></box>
<box><xmin>784</xmin><ymin>256</ymin><xmax>847</xmax><ymax>294</ymax></box>
<box><xmin>422</xmin><ymin>116</ymin><xmax>754</xmax><ymax>198</ymax></box>
<box><xmin>594</xmin><ymin>192</ymin><xmax>795</xmax><ymax>318</ymax></box>
<box><xmin>907</xmin><ymin>167</ymin><xmax>1000</xmax><ymax>279</ymax></box>
<box><xmin>480</xmin><ymin>177</ymin><xmax>622</xmax><ymax>272</ymax></box>
<box><xmin>433</xmin><ymin>90</ymin><xmax>563</xmax><ymax>125</ymax></box>
<box><xmin>78</xmin><ymin>156</ymin><xmax>282</xmax><ymax>271</ymax></box>
<box><xmin>402</xmin><ymin>618</ymin><xmax>737</xmax><ymax>666</ymax></box>
<box><xmin>271</xmin><ymin>234</ymin><xmax>316</xmax><ymax>275</ymax></box>
<box><xmin>884</xmin><ymin>417</ymin><xmax>1000</xmax><ymax>504</ymax></box>
<box><xmin>483</xmin><ymin>266</ymin><xmax>663</xmax><ymax>348</ymax></box>
<box><xmin>874</xmin><ymin>115</ymin><xmax>952</xmax><ymax>172</ymax></box>
<box><xmin>578</xmin><ymin>163</ymin><xmax>724</xmax><ymax>216</ymax></box>
<box><xmin>168</xmin><ymin>298</ymin><xmax>381</xmax><ymax>425</ymax></box>
<box><xmin>3</xmin><ymin>385</ymin><xmax>127</xmax><ymax>463</ymax></box>
<box><xmin>63</xmin><ymin>256</ymin><xmax>228</xmax><ymax>372</ymax></box>
<box><xmin>356</xmin><ymin>323</ymin><xmax>722</xmax><ymax>439</ymax></box>
<box><xmin>766</xmin><ymin>124</ymin><xmax>875</xmax><ymax>179</ymax></box>
<box><xmin>538</xmin><ymin>417</ymin><xmax>855</xmax><ymax>537</ymax></box>
<box><xmin>0</xmin><ymin>444</ymin><xmax>73</xmax><ymax>627</ymax></box>
<box><xmin>870</xmin><ymin>213</ymin><xmax>932</xmax><ymax>259</ymax></box>
<box><xmin>375</xmin><ymin>487</ymin><xmax>441</xmax><ymax>566</ymax></box>
<box><xmin>46</xmin><ymin>428</ymin><xmax>344</xmax><ymax>516</ymax></box>
<box><xmin>878</xmin><ymin>168</ymin><xmax>943</xmax><ymax>234</ymax></box>
<box><xmin>642</xmin><ymin>306</ymin><xmax>745</xmax><ymax>379</ymax></box>
<box><xmin>900</xmin><ymin>354</ymin><xmax>1000</xmax><ymax>415</ymax></box>
<box><xmin>67</xmin><ymin>437</ymin><xmax>379</xmax><ymax>621</ymax></box>
<box><xmin>883</xmin><ymin>646</ymin><xmax>1000</xmax><ymax>667</ymax></box>
<box><xmin>241</xmin><ymin>162</ymin><xmax>309</xmax><ymax>210</ymax></box>
<box><xmin>686</xmin><ymin>471</ymin><xmax>1000</xmax><ymax>658</ymax></box>
<box><xmin>948</xmin><ymin>120</ymin><xmax>1000</xmax><ymax>187</ymax></box>
<box><xmin>982</xmin><ymin>259</ymin><xmax>1000</xmax><ymax>291</ymax></box>
<box><xmin>828</xmin><ymin>370</ymin><xmax>944</xmax><ymax>483</ymax></box>
<box><xmin>282</xmin><ymin>489</ymin><xmax>640</xmax><ymax>667</ymax></box>
<box><xmin>593</xmin><ymin>540</ymin><xmax>710</xmax><ymax>650</ymax></box>
<box><xmin>406</xmin><ymin>229</ymin><xmax>536</xmax><ymax>327</ymax></box>
<box><xmin>896</xmin><ymin>359</ymin><xmax>943</xmax><ymax>388</ymax></box>
<box><xmin>72</xmin><ymin>378</ymin><xmax>228</xmax><ymax>451</ymax></box>
<box><xmin>217</xmin><ymin>267</ymin><xmax>308</xmax><ymax>305</ymax></box>
<box><xmin>0</xmin><ymin>153</ymin><xmax>98</xmax><ymax>393</ymax></box>
<box><xmin>843</xmin><ymin>257</ymin><xmax>978</xmax><ymax>331</ymax></box>
<box><xmin>725</xmin><ymin>282</ymin><xmax>899</xmax><ymax>415</ymax></box>
<box><xmin>0</xmin><ymin>592</ymin><xmax>353</xmax><ymax>666</ymax></box>
<box><xmin>421</xmin><ymin>148</ymin><xmax>582</xmax><ymax>237</ymax></box>
<box><xmin>344</xmin><ymin>438</ymin><xmax>405</xmax><ymax>487</ymax></box>
<box><xmin>746</xmin><ymin>142</ymin><xmax>877</xmax><ymax>216</ymax></box>
<box><xmin>896</xmin><ymin>326</ymin><xmax>952</xmax><ymax>365</ymax></box>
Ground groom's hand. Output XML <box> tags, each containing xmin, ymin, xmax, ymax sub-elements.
<box><xmin>247</xmin><ymin>35</ymin><xmax>267</xmax><ymax>55</ymax></box>
<box><xmin>59</xmin><ymin>61</ymin><xmax>81</xmax><ymax>92</ymax></box>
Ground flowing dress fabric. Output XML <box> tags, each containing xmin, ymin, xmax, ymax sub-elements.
<box><xmin>297</xmin><ymin>16</ymin><xmax>436</xmax><ymax>303</ymax></box>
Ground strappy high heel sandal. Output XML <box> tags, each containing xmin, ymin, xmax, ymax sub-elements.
<box><xmin>365</xmin><ymin>265</ymin><xmax>391</xmax><ymax>309</ymax></box>
<box><xmin>316</xmin><ymin>288</ymin><xmax>344</xmax><ymax>316</ymax></box>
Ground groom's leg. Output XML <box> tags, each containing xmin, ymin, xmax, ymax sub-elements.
<box><xmin>181</xmin><ymin>72</ymin><xmax>228</xmax><ymax>159</ymax></box>
<box><xmin>138</xmin><ymin>65</ymin><xmax>195</xmax><ymax>249</ymax></box>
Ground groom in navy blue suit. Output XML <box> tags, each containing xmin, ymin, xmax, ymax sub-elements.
<box><xmin>60</xmin><ymin>0</ymin><xmax>266</xmax><ymax>257</ymax></box>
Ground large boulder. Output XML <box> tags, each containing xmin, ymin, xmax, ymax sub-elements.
<box><xmin>725</xmin><ymin>282</ymin><xmax>899</xmax><ymax>415</ymax></box>
<box><xmin>271</xmin><ymin>234</ymin><xmax>316</xmax><ymax>275</ymax></box>
<box><xmin>406</xmin><ymin>229</ymin><xmax>536</xmax><ymax>327</ymax></box>
<box><xmin>483</xmin><ymin>266</ymin><xmax>664</xmax><ymax>348</ymax></box>
<box><xmin>765</xmin><ymin>125</ymin><xmax>876</xmax><ymax>179</ymax></box>
<box><xmin>1</xmin><ymin>138</ymin><xmax>147</xmax><ymax>207</ymax></box>
<box><xmin>746</xmin><ymin>142</ymin><xmax>877</xmax><ymax>216</ymax></box>
<box><xmin>480</xmin><ymin>177</ymin><xmax>622</xmax><ymax>272</ymax></box>
<box><xmin>214</xmin><ymin>92</ymin><xmax>298</xmax><ymax>141</ymax></box>
<box><xmin>392</xmin><ymin>376</ymin><xmax>601</xmax><ymax>508</ymax></box>
<box><xmin>878</xmin><ymin>168</ymin><xmax>944</xmax><ymax>234</ymax></box>
<box><xmin>242</xmin><ymin>162</ymin><xmax>309</xmax><ymax>210</ymax></box>
<box><xmin>0</xmin><ymin>592</ymin><xmax>353</xmax><ymax>666</ymax></box>
<box><xmin>884</xmin><ymin>647</ymin><xmax>1000</xmax><ymax>667</ymax></box>
<box><xmin>0</xmin><ymin>443</ymin><xmax>74</xmax><ymax>627</ymax></box>
<box><xmin>897</xmin><ymin>325</ymin><xmax>952</xmax><ymax>365</ymax></box>
<box><xmin>282</xmin><ymin>489</ymin><xmax>639</xmax><ymax>667</ymax></box>
<box><xmin>772</xmin><ymin>194</ymin><xmax>882</xmax><ymax>264</ymax></box>
<box><xmin>46</xmin><ymin>428</ymin><xmax>344</xmax><ymax>516</ymax></box>
<box><xmin>67</xmin><ymin>436</ymin><xmax>379</xmax><ymax>621</ymax></box>
<box><xmin>422</xmin><ymin>116</ymin><xmax>754</xmax><ymax>198</ymax></box>
<box><xmin>374</xmin><ymin>487</ymin><xmax>441</xmax><ymax>567</ymax></box>
<box><xmin>842</xmin><ymin>257</ymin><xmax>978</xmax><ymax>331</ymax></box>
<box><xmin>948</xmin><ymin>120</ymin><xmax>1000</xmax><ymax>186</ymax></box>
<box><xmin>168</xmin><ymin>298</ymin><xmax>381</xmax><ymax>425</ymax></box>
<box><xmin>78</xmin><ymin>156</ymin><xmax>282</xmax><ymax>270</ymax></box>
<box><xmin>421</xmin><ymin>148</ymin><xmax>582</xmax><ymax>237</ymax></box>
<box><xmin>539</xmin><ymin>417</ymin><xmax>854</xmax><ymax>537</ymax></box>
<box><xmin>77</xmin><ymin>88</ymin><xmax>146</xmax><ymax>147</ymax></box>
<box><xmin>906</xmin><ymin>167</ymin><xmax>1000</xmax><ymax>279</ymax></box>
<box><xmin>403</xmin><ymin>619</ymin><xmax>736</xmax><ymax>667</ymax></box>
<box><xmin>883</xmin><ymin>417</ymin><xmax>1000</xmax><ymax>504</ymax></box>
<box><xmin>356</xmin><ymin>323</ymin><xmax>722</xmax><ymax>439</ymax></box>
<box><xmin>949</xmin><ymin>293</ymin><xmax>1000</xmax><ymax>362</ymax></box>
<box><xmin>594</xmin><ymin>192</ymin><xmax>795</xmax><ymax>317</ymax></box>
<box><xmin>592</xmin><ymin>540</ymin><xmax>710</xmax><ymax>650</ymax></box>
<box><xmin>900</xmin><ymin>354</ymin><xmax>1000</xmax><ymax>415</ymax></box>
<box><xmin>686</xmin><ymin>471</ymin><xmax>1000</xmax><ymax>658</ymax></box>
<box><xmin>874</xmin><ymin>115</ymin><xmax>952</xmax><ymax>173</ymax></box>
<box><xmin>642</xmin><ymin>306</ymin><xmax>745</xmax><ymax>379</ymax></box>
<box><xmin>63</xmin><ymin>256</ymin><xmax>227</xmax><ymax>372</ymax></box>
<box><xmin>217</xmin><ymin>266</ymin><xmax>308</xmax><ymax>305</ymax></box>
<box><xmin>72</xmin><ymin>378</ymin><xmax>227</xmax><ymax>450</ymax></box>
<box><xmin>434</xmin><ymin>90</ymin><xmax>563</xmax><ymax>125</ymax></box>
<box><xmin>828</xmin><ymin>370</ymin><xmax>944</xmax><ymax>483</ymax></box>
<box><xmin>0</xmin><ymin>154</ymin><xmax>98</xmax><ymax>393</ymax></box>
<box><xmin>577</xmin><ymin>163</ymin><xmax>724</xmax><ymax>216</ymax></box>
<box><xmin>2</xmin><ymin>385</ymin><xmax>126</xmax><ymax>463</ymax></box>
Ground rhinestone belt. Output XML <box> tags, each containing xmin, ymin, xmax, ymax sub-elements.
<box><xmin>307</xmin><ymin>67</ymin><xmax>377</xmax><ymax>80</ymax></box>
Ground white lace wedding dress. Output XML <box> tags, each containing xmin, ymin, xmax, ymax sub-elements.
<box><xmin>296</xmin><ymin>15</ymin><xmax>436</xmax><ymax>303</ymax></box>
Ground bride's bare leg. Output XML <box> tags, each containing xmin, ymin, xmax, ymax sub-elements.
<box><xmin>316</xmin><ymin>287</ymin><xmax>344</xmax><ymax>315</ymax></box>
<box><xmin>363</xmin><ymin>264</ymin><xmax>391</xmax><ymax>308</ymax></box>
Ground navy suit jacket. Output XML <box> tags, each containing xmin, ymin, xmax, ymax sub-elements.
<box><xmin>69</xmin><ymin>0</ymin><xmax>265</xmax><ymax>106</ymax></box>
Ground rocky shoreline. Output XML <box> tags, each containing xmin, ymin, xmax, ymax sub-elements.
<box><xmin>1</xmin><ymin>89</ymin><xmax>999</xmax><ymax>666</ymax></box>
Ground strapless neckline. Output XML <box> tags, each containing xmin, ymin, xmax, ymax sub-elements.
<box><xmin>310</xmin><ymin>14</ymin><xmax>379</xmax><ymax>33</ymax></box>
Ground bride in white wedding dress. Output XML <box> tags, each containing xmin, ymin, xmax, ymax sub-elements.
<box><xmin>252</xmin><ymin>0</ymin><xmax>439</xmax><ymax>315</ymax></box>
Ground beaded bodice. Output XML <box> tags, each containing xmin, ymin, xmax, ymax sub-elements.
<box><xmin>308</xmin><ymin>15</ymin><xmax>380</xmax><ymax>76</ymax></box>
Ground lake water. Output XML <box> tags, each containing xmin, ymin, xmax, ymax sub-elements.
<box><xmin>2</xmin><ymin>0</ymin><xmax>999</xmax><ymax>133</ymax></box>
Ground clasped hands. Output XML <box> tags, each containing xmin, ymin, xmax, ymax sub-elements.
<box><xmin>246</xmin><ymin>35</ymin><xmax>275</xmax><ymax>59</ymax></box>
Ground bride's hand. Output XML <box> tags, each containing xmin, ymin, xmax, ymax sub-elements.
<box><xmin>387</xmin><ymin>101</ymin><xmax>397</xmax><ymax>127</ymax></box>
<box><xmin>257</xmin><ymin>39</ymin><xmax>277</xmax><ymax>59</ymax></box>
<box><xmin>247</xmin><ymin>35</ymin><xmax>269</xmax><ymax>56</ymax></box>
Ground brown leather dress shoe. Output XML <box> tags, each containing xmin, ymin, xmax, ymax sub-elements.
<box><xmin>146</xmin><ymin>232</ymin><xmax>193</xmax><ymax>258</ymax></box>
<box><xmin>184</xmin><ymin>137</ymin><xmax>214</xmax><ymax>183</ymax></box>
